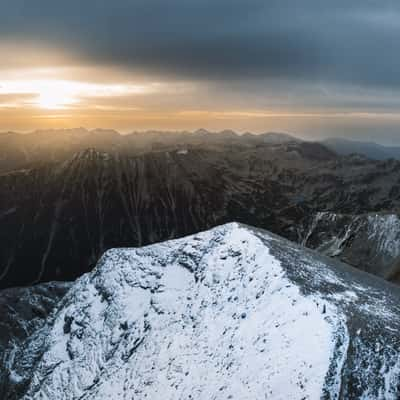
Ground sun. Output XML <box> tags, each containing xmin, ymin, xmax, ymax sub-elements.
<box><xmin>37</xmin><ymin>91</ymin><xmax>75</xmax><ymax>109</ymax></box>
<box><xmin>37</xmin><ymin>92</ymin><xmax>69</xmax><ymax>109</ymax></box>
<box><xmin>36</xmin><ymin>82</ymin><xmax>77</xmax><ymax>110</ymax></box>
<box><xmin>1</xmin><ymin>76</ymin><xmax>154</xmax><ymax>112</ymax></box>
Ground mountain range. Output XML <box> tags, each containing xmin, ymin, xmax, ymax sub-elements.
<box><xmin>321</xmin><ymin>137</ymin><xmax>400</xmax><ymax>160</ymax></box>
<box><xmin>2</xmin><ymin>129</ymin><xmax>400</xmax><ymax>289</ymax></box>
<box><xmin>2</xmin><ymin>129</ymin><xmax>400</xmax><ymax>176</ymax></box>
<box><xmin>0</xmin><ymin>129</ymin><xmax>300</xmax><ymax>174</ymax></box>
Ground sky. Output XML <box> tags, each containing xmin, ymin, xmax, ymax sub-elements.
<box><xmin>1</xmin><ymin>1</ymin><xmax>400</xmax><ymax>144</ymax></box>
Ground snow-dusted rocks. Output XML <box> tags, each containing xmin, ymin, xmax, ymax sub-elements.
<box><xmin>0</xmin><ymin>282</ymin><xmax>72</xmax><ymax>398</ymax></box>
<box><xmin>302</xmin><ymin>212</ymin><xmax>400</xmax><ymax>282</ymax></box>
<box><xmin>4</xmin><ymin>223</ymin><xmax>400</xmax><ymax>399</ymax></box>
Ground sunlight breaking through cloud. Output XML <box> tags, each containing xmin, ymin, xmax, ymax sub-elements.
<box><xmin>0</xmin><ymin>78</ymin><xmax>159</xmax><ymax>110</ymax></box>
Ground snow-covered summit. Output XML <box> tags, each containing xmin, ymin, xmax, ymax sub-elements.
<box><xmin>5</xmin><ymin>223</ymin><xmax>400</xmax><ymax>399</ymax></box>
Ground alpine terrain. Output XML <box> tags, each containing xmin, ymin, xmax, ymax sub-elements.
<box><xmin>302</xmin><ymin>212</ymin><xmax>400</xmax><ymax>283</ymax></box>
<box><xmin>4</xmin><ymin>1</ymin><xmax>400</xmax><ymax>398</ymax></box>
<box><xmin>3</xmin><ymin>130</ymin><xmax>400</xmax><ymax>289</ymax></box>
<box><xmin>2</xmin><ymin>223</ymin><xmax>400</xmax><ymax>399</ymax></box>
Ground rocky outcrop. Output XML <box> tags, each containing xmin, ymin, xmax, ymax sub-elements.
<box><xmin>0</xmin><ymin>282</ymin><xmax>72</xmax><ymax>398</ymax></box>
<box><xmin>301</xmin><ymin>212</ymin><xmax>400</xmax><ymax>282</ymax></box>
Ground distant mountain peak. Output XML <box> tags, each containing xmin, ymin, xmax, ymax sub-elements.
<box><xmin>322</xmin><ymin>137</ymin><xmax>400</xmax><ymax>160</ymax></box>
<box><xmin>32</xmin><ymin>127</ymin><xmax>90</xmax><ymax>136</ymax></box>
<box><xmin>217</xmin><ymin>129</ymin><xmax>238</xmax><ymax>137</ymax></box>
<box><xmin>89</xmin><ymin>128</ymin><xmax>120</xmax><ymax>137</ymax></box>
<box><xmin>260</xmin><ymin>131</ymin><xmax>302</xmax><ymax>144</ymax></box>
<box><xmin>193</xmin><ymin>128</ymin><xmax>213</xmax><ymax>136</ymax></box>
<box><xmin>63</xmin><ymin>148</ymin><xmax>114</xmax><ymax>170</ymax></box>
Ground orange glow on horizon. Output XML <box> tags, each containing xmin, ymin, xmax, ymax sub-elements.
<box><xmin>1</xmin><ymin>45</ymin><xmax>400</xmax><ymax>137</ymax></box>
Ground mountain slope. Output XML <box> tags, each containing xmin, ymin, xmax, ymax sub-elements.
<box><xmin>3</xmin><ymin>141</ymin><xmax>400</xmax><ymax>288</ymax></box>
<box><xmin>301</xmin><ymin>212</ymin><xmax>400</xmax><ymax>283</ymax></box>
<box><xmin>0</xmin><ymin>148</ymin><xmax>292</xmax><ymax>288</ymax></box>
<box><xmin>322</xmin><ymin>137</ymin><xmax>400</xmax><ymax>160</ymax></box>
<box><xmin>4</xmin><ymin>223</ymin><xmax>400</xmax><ymax>399</ymax></box>
<box><xmin>247</xmin><ymin>131</ymin><xmax>301</xmax><ymax>144</ymax></box>
<box><xmin>0</xmin><ymin>282</ymin><xmax>72</xmax><ymax>398</ymax></box>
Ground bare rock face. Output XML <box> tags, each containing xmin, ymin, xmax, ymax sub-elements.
<box><xmin>3</xmin><ymin>224</ymin><xmax>400</xmax><ymax>399</ymax></box>
<box><xmin>0</xmin><ymin>282</ymin><xmax>72</xmax><ymax>398</ymax></box>
<box><xmin>301</xmin><ymin>212</ymin><xmax>400</xmax><ymax>282</ymax></box>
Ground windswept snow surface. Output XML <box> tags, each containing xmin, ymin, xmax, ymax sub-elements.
<box><xmin>7</xmin><ymin>223</ymin><xmax>400</xmax><ymax>399</ymax></box>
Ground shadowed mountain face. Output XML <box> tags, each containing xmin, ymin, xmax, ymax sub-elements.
<box><xmin>2</xmin><ymin>130</ymin><xmax>400</xmax><ymax>288</ymax></box>
<box><xmin>0</xmin><ymin>147</ymin><xmax>291</xmax><ymax>287</ymax></box>
<box><xmin>0</xmin><ymin>282</ymin><xmax>72</xmax><ymax>398</ymax></box>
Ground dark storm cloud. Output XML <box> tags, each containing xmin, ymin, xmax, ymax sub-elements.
<box><xmin>1</xmin><ymin>1</ymin><xmax>400</xmax><ymax>88</ymax></box>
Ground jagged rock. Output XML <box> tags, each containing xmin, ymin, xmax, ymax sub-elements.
<box><xmin>301</xmin><ymin>212</ymin><xmax>400</xmax><ymax>282</ymax></box>
<box><xmin>0</xmin><ymin>282</ymin><xmax>72</xmax><ymax>398</ymax></box>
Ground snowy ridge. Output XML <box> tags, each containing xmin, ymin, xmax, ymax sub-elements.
<box><xmin>5</xmin><ymin>223</ymin><xmax>400</xmax><ymax>399</ymax></box>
